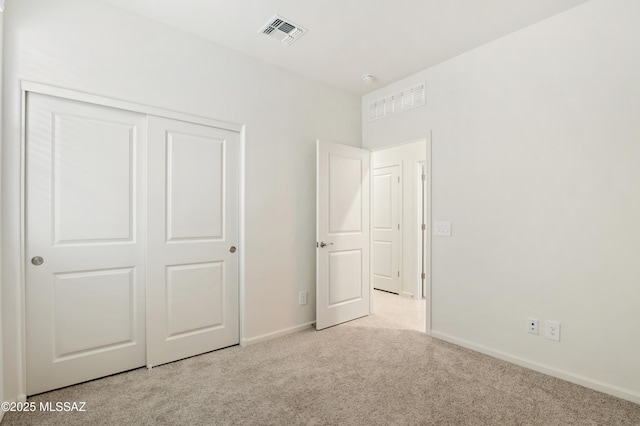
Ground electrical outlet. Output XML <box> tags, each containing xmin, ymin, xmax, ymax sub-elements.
<box><xmin>545</xmin><ymin>320</ymin><xmax>560</xmax><ymax>341</ymax></box>
<box><xmin>527</xmin><ymin>318</ymin><xmax>539</xmax><ymax>335</ymax></box>
<box><xmin>298</xmin><ymin>291</ymin><xmax>308</xmax><ymax>305</ymax></box>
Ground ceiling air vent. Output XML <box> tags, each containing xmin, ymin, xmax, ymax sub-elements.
<box><xmin>260</xmin><ymin>15</ymin><xmax>307</xmax><ymax>46</ymax></box>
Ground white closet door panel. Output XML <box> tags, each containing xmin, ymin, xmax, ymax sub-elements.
<box><xmin>166</xmin><ymin>262</ymin><xmax>225</xmax><ymax>336</ymax></box>
<box><xmin>167</xmin><ymin>132</ymin><xmax>224</xmax><ymax>240</ymax></box>
<box><xmin>53</xmin><ymin>268</ymin><xmax>136</xmax><ymax>357</ymax></box>
<box><xmin>53</xmin><ymin>115</ymin><xmax>134</xmax><ymax>243</ymax></box>
<box><xmin>26</xmin><ymin>93</ymin><xmax>147</xmax><ymax>395</ymax></box>
<box><xmin>147</xmin><ymin>115</ymin><xmax>239</xmax><ymax>367</ymax></box>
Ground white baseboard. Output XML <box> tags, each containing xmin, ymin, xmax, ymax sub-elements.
<box><xmin>0</xmin><ymin>394</ymin><xmax>28</xmax><ymax>422</ymax></box>
<box><xmin>240</xmin><ymin>321</ymin><xmax>315</xmax><ymax>347</ymax></box>
<box><xmin>431</xmin><ymin>330</ymin><xmax>640</xmax><ymax>405</ymax></box>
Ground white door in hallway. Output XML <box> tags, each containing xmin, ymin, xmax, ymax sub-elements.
<box><xmin>146</xmin><ymin>116</ymin><xmax>240</xmax><ymax>367</ymax></box>
<box><xmin>26</xmin><ymin>93</ymin><xmax>147</xmax><ymax>395</ymax></box>
<box><xmin>372</xmin><ymin>165</ymin><xmax>400</xmax><ymax>294</ymax></box>
<box><xmin>316</xmin><ymin>140</ymin><xmax>370</xmax><ymax>330</ymax></box>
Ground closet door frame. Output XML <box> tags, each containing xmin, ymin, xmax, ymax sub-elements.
<box><xmin>15</xmin><ymin>81</ymin><xmax>246</xmax><ymax>398</ymax></box>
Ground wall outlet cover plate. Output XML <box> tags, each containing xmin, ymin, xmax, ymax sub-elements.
<box><xmin>545</xmin><ymin>320</ymin><xmax>561</xmax><ymax>341</ymax></box>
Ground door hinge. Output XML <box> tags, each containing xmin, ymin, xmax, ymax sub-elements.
<box><xmin>422</xmin><ymin>174</ymin><xmax>426</xmax><ymax>181</ymax></box>
<box><xmin>398</xmin><ymin>176</ymin><xmax>400</xmax><ymax>183</ymax></box>
<box><xmin>421</xmin><ymin>224</ymin><xmax>426</xmax><ymax>231</ymax></box>
<box><xmin>398</xmin><ymin>271</ymin><xmax>400</xmax><ymax>277</ymax></box>
<box><xmin>398</xmin><ymin>223</ymin><xmax>400</xmax><ymax>230</ymax></box>
<box><xmin>421</xmin><ymin>272</ymin><xmax>426</xmax><ymax>279</ymax></box>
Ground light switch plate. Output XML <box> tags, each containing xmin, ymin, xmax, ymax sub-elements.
<box><xmin>433</xmin><ymin>221</ymin><xmax>452</xmax><ymax>236</ymax></box>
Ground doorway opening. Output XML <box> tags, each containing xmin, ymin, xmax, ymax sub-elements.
<box><xmin>372</xmin><ymin>289</ymin><xmax>426</xmax><ymax>332</ymax></box>
<box><xmin>370</xmin><ymin>139</ymin><xmax>430</xmax><ymax>333</ymax></box>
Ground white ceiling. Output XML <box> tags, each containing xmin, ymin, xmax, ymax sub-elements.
<box><xmin>100</xmin><ymin>0</ymin><xmax>591</xmax><ymax>95</ymax></box>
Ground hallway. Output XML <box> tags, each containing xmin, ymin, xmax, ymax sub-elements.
<box><xmin>372</xmin><ymin>289</ymin><xmax>426</xmax><ymax>332</ymax></box>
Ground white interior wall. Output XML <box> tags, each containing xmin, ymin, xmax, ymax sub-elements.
<box><xmin>363</xmin><ymin>0</ymin><xmax>640</xmax><ymax>403</ymax></box>
<box><xmin>372</xmin><ymin>140</ymin><xmax>428</xmax><ymax>300</ymax></box>
<box><xmin>0</xmin><ymin>0</ymin><xmax>361</xmax><ymax>401</ymax></box>
<box><xmin>0</xmin><ymin>1</ymin><xmax>5</xmax><ymax>416</ymax></box>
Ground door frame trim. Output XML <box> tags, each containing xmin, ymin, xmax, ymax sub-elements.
<box><xmin>21</xmin><ymin>81</ymin><xmax>243</xmax><ymax>132</ymax></box>
<box><xmin>15</xmin><ymin>81</ymin><xmax>247</xmax><ymax>398</ymax></box>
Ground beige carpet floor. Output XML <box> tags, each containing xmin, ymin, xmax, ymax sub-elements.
<box><xmin>3</xmin><ymin>315</ymin><xmax>640</xmax><ymax>425</ymax></box>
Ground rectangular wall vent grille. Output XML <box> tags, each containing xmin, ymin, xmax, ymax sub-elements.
<box><xmin>367</xmin><ymin>82</ymin><xmax>426</xmax><ymax>121</ymax></box>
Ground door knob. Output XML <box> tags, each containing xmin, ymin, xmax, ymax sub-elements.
<box><xmin>230</xmin><ymin>246</ymin><xmax>237</xmax><ymax>253</ymax></box>
<box><xmin>319</xmin><ymin>242</ymin><xmax>333</xmax><ymax>248</ymax></box>
<box><xmin>31</xmin><ymin>256</ymin><xmax>44</xmax><ymax>266</ymax></box>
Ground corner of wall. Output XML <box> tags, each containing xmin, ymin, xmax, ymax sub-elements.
<box><xmin>0</xmin><ymin>3</ymin><xmax>5</xmax><ymax>410</ymax></box>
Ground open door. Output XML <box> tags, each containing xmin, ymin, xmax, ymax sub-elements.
<box><xmin>316</xmin><ymin>140</ymin><xmax>370</xmax><ymax>330</ymax></box>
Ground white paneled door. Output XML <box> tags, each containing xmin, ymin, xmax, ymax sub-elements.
<box><xmin>26</xmin><ymin>93</ymin><xmax>147</xmax><ymax>395</ymax></box>
<box><xmin>316</xmin><ymin>140</ymin><xmax>370</xmax><ymax>330</ymax></box>
<box><xmin>146</xmin><ymin>116</ymin><xmax>239</xmax><ymax>367</ymax></box>
<box><xmin>26</xmin><ymin>93</ymin><xmax>240</xmax><ymax>394</ymax></box>
<box><xmin>372</xmin><ymin>166</ymin><xmax>400</xmax><ymax>294</ymax></box>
